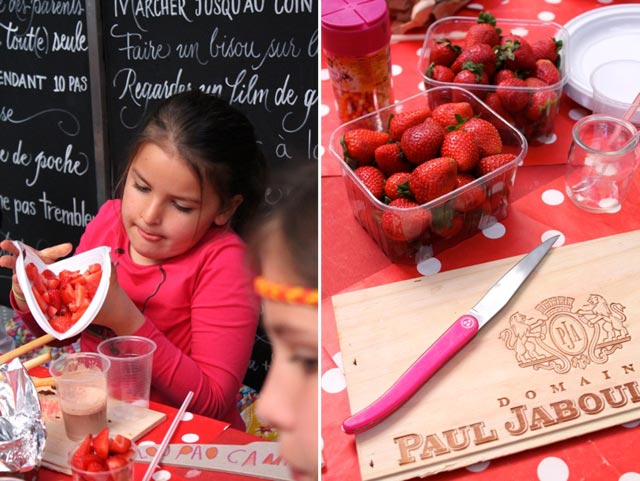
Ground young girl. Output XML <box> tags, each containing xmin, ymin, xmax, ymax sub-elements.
<box><xmin>249</xmin><ymin>163</ymin><xmax>319</xmax><ymax>480</ymax></box>
<box><xmin>0</xmin><ymin>90</ymin><xmax>266</xmax><ymax>430</ymax></box>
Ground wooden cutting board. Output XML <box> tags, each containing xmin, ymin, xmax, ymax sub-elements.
<box><xmin>39</xmin><ymin>389</ymin><xmax>166</xmax><ymax>474</ymax></box>
<box><xmin>332</xmin><ymin>231</ymin><xmax>640</xmax><ymax>481</ymax></box>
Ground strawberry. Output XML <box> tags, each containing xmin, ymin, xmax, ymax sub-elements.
<box><xmin>465</xmin><ymin>12</ymin><xmax>501</xmax><ymax>48</ymax></box>
<box><xmin>374</xmin><ymin>142</ymin><xmax>411</xmax><ymax>176</ymax></box>
<box><xmin>492</xmin><ymin>68</ymin><xmax>516</xmax><ymax>85</ymax></box>
<box><xmin>525</xmin><ymin>89</ymin><xmax>559</xmax><ymax>122</ymax></box>
<box><xmin>534</xmin><ymin>58</ymin><xmax>561</xmax><ymax>85</ymax></box>
<box><xmin>109</xmin><ymin>435</ymin><xmax>132</xmax><ymax>455</ymax></box>
<box><xmin>93</xmin><ymin>428</ymin><xmax>110</xmax><ymax>459</ymax></box>
<box><xmin>453</xmin><ymin>61</ymin><xmax>489</xmax><ymax>84</ymax></box>
<box><xmin>430</xmin><ymin>38</ymin><xmax>461</xmax><ymax>67</ymax></box>
<box><xmin>453</xmin><ymin>63</ymin><xmax>489</xmax><ymax>101</ymax></box>
<box><xmin>381</xmin><ymin>198</ymin><xmax>431</xmax><ymax>241</ymax></box>
<box><xmin>524</xmin><ymin>76</ymin><xmax>547</xmax><ymax>89</ymax></box>
<box><xmin>431</xmin><ymin>102</ymin><xmax>474</xmax><ymax>129</ymax></box>
<box><xmin>384</xmin><ymin>172</ymin><xmax>412</xmax><ymax>201</ymax></box>
<box><xmin>409</xmin><ymin>157</ymin><xmax>457</xmax><ymax>204</ymax></box>
<box><xmin>484</xmin><ymin>92</ymin><xmax>514</xmax><ymax>124</ymax></box>
<box><xmin>441</xmin><ymin>130</ymin><xmax>480</xmax><ymax>172</ymax></box>
<box><xmin>431</xmin><ymin>209</ymin><xmax>464</xmax><ymax>239</ymax></box>
<box><xmin>341</xmin><ymin>129</ymin><xmax>390</xmax><ymax>168</ymax></box>
<box><xmin>498</xmin><ymin>35</ymin><xmax>536</xmax><ymax>72</ymax></box>
<box><xmin>531</xmin><ymin>37</ymin><xmax>562</xmax><ymax>63</ymax></box>
<box><xmin>476</xmin><ymin>153</ymin><xmax>516</xmax><ymax>176</ymax></box>
<box><xmin>426</xmin><ymin>63</ymin><xmax>455</xmax><ymax>83</ymax></box>
<box><xmin>400</xmin><ymin>118</ymin><xmax>445</xmax><ymax>165</ymax></box>
<box><xmin>388</xmin><ymin>108</ymin><xmax>431</xmax><ymax>141</ymax></box>
<box><xmin>451</xmin><ymin>44</ymin><xmax>497</xmax><ymax>77</ymax></box>
<box><xmin>461</xmin><ymin>117</ymin><xmax>503</xmax><ymax>157</ymax></box>
<box><xmin>355</xmin><ymin>165</ymin><xmax>386</xmax><ymax>200</ymax></box>
<box><xmin>496</xmin><ymin>78</ymin><xmax>529</xmax><ymax>112</ymax></box>
<box><xmin>453</xmin><ymin>173</ymin><xmax>486</xmax><ymax>212</ymax></box>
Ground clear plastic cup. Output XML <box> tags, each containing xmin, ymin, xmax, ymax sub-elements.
<box><xmin>97</xmin><ymin>336</ymin><xmax>156</xmax><ymax>408</ymax></box>
<box><xmin>590</xmin><ymin>60</ymin><xmax>640</xmax><ymax>126</ymax></box>
<box><xmin>50</xmin><ymin>353</ymin><xmax>110</xmax><ymax>441</ymax></box>
<box><xmin>565</xmin><ymin>114</ymin><xmax>639</xmax><ymax>213</ymax></box>
<box><xmin>68</xmin><ymin>439</ymin><xmax>137</xmax><ymax>481</ymax></box>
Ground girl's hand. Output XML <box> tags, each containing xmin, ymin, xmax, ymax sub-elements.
<box><xmin>91</xmin><ymin>265</ymin><xmax>145</xmax><ymax>335</ymax></box>
<box><xmin>0</xmin><ymin>239</ymin><xmax>73</xmax><ymax>310</ymax></box>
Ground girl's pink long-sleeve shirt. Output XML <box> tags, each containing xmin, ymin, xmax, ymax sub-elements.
<box><xmin>16</xmin><ymin>200</ymin><xmax>259</xmax><ymax>429</ymax></box>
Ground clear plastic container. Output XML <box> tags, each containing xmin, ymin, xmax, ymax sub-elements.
<box><xmin>417</xmin><ymin>17</ymin><xmax>569</xmax><ymax>144</ymax></box>
<box><xmin>329</xmin><ymin>86</ymin><xmax>528</xmax><ymax>264</ymax></box>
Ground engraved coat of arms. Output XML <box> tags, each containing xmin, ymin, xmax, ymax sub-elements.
<box><xmin>499</xmin><ymin>295</ymin><xmax>629</xmax><ymax>373</ymax></box>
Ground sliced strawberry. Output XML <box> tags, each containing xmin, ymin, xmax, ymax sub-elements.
<box><xmin>70</xmin><ymin>435</ymin><xmax>93</xmax><ymax>469</ymax></box>
<box><xmin>50</xmin><ymin>313</ymin><xmax>73</xmax><ymax>333</ymax></box>
<box><xmin>84</xmin><ymin>271</ymin><xmax>102</xmax><ymax>297</ymax></box>
<box><xmin>31</xmin><ymin>286</ymin><xmax>49</xmax><ymax>312</ymax></box>
<box><xmin>25</xmin><ymin>263</ymin><xmax>39</xmax><ymax>282</ymax></box>
<box><xmin>93</xmin><ymin>427</ymin><xmax>110</xmax><ymax>460</ymax></box>
<box><xmin>107</xmin><ymin>455</ymin><xmax>130</xmax><ymax>481</ymax></box>
<box><xmin>60</xmin><ymin>284</ymin><xmax>75</xmax><ymax>306</ymax></box>
<box><xmin>48</xmin><ymin>288</ymin><xmax>62</xmax><ymax>310</ymax></box>
<box><xmin>109</xmin><ymin>435</ymin><xmax>132</xmax><ymax>455</ymax></box>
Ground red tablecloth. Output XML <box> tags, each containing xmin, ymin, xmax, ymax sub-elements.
<box><xmin>38</xmin><ymin>399</ymin><xmax>266</xmax><ymax>481</ymax></box>
<box><xmin>321</xmin><ymin>1</ymin><xmax>640</xmax><ymax>479</ymax></box>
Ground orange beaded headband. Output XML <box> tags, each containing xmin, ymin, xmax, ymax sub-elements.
<box><xmin>254</xmin><ymin>276</ymin><xmax>318</xmax><ymax>307</ymax></box>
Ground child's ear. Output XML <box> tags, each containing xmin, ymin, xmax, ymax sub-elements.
<box><xmin>214</xmin><ymin>194</ymin><xmax>244</xmax><ymax>226</ymax></box>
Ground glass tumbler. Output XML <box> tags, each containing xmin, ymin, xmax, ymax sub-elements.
<box><xmin>565</xmin><ymin>114</ymin><xmax>639</xmax><ymax>213</ymax></box>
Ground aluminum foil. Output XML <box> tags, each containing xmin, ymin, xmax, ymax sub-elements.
<box><xmin>0</xmin><ymin>358</ymin><xmax>46</xmax><ymax>473</ymax></box>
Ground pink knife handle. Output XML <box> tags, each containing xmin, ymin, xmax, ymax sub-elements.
<box><xmin>342</xmin><ymin>314</ymin><xmax>479</xmax><ymax>435</ymax></box>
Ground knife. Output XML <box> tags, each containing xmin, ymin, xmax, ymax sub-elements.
<box><xmin>342</xmin><ymin>235</ymin><xmax>559</xmax><ymax>435</ymax></box>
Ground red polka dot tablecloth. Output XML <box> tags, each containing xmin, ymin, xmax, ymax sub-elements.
<box><xmin>38</xmin><ymin>400</ymin><xmax>264</xmax><ymax>481</ymax></box>
<box><xmin>321</xmin><ymin>1</ymin><xmax>640</xmax><ymax>480</ymax></box>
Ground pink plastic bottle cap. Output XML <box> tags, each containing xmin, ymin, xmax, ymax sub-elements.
<box><xmin>321</xmin><ymin>0</ymin><xmax>390</xmax><ymax>58</ymax></box>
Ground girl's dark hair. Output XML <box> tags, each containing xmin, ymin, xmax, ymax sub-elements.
<box><xmin>249</xmin><ymin>162</ymin><xmax>318</xmax><ymax>287</ymax></box>
<box><xmin>120</xmin><ymin>90</ymin><xmax>266</xmax><ymax>236</ymax></box>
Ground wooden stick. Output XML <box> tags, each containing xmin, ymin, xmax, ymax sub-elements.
<box><xmin>0</xmin><ymin>333</ymin><xmax>55</xmax><ymax>365</ymax></box>
<box><xmin>32</xmin><ymin>376</ymin><xmax>56</xmax><ymax>388</ymax></box>
<box><xmin>142</xmin><ymin>391</ymin><xmax>194</xmax><ymax>481</ymax></box>
<box><xmin>23</xmin><ymin>352</ymin><xmax>52</xmax><ymax>371</ymax></box>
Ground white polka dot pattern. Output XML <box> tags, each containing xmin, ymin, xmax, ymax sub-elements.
<box><xmin>542</xmin><ymin>189</ymin><xmax>564</xmax><ymax>206</ymax></box>
<box><xmin>537</xmin><ymin>457</ymin><xmax>569</xmax><ymax>481</ymax></box>
<box><xmin>466</xmin><ymin>461</ymin><xmax>491</xmax><ymax>472</ymax></box>
<box><xmin>181</xmin><ymin>433</ymin><xmax>199</xmax><ymax>443</ymax></box>
<box><xmin>482</xmin><ymin>222</ymin><xmax>506</xmax><ymax>239</ymax></box>
<box><xmin>152</xmin><ymin>470</ymin><xmax>172</xmax><ymax>481</ymax></box>
<box><xmin>417</xmin><ymin>256</ymin><xmax>442</xmax><ymax>276</ymax></box>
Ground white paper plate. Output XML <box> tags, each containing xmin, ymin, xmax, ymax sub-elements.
<box><xmin>564</xmin><ymin>4</ymin><xmax>640</xmax><ymax>110</ymax></box>
<box><xmin>13</xmin><ymin>241</ymin><xmax>111</xmax><ymax>341</ymax></box>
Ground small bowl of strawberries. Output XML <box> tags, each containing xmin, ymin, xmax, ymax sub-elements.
<box><xmin>418</xmin><ymin>12</ymin><xmax>569</xmax><ymax>144</ymax></box>
<box><xmin>329</xmin><ymin>86</ymin><xmax>527</xmax><ymax>264</ymax></box>
<box><xmin>68</xmin><ymin>428</ymin><xmax>136</xmax><ymax>481</ymax></box>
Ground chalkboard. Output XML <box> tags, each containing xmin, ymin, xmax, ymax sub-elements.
<box><xmin>0</xmin><ymin>1</ymin><xmax>317</xmax><ymax>390</ymax></box>
<box><xmin>0</xmin><ymin>0</ymin><xmax>104</xmax><ymax>306</ymax></box>
<box><xmin>100</xmin><ymin>0</ymin><xmax>319</xmax><ymax>193</ymax></box>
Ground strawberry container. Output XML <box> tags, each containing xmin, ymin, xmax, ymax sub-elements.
<box><xmin>418</xmin><ymin>16</ymin><xmax>569</xmax><ymax>144</ymax></box>
<box><xmin>328</xmin><ymin>86</ymin><xmax>527</xmax><ymax>264</ymax></box>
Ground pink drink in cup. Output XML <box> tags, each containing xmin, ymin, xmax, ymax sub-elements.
<box><xmin>50</xmin><ymin>353</ymin><xmax>110</xmax><ymax>441</ymax></box>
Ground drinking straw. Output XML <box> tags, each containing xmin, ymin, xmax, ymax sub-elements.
<box><xmin>623</xmin><ymin>92</ymin><xmax>640</xmax><ymax>123</ymax></box>
<box><xmin>141</xmin><ymin>390</ymin><xmax>194</xmax><ymax>481</ymax></box>
<box><xmin>601</xmin><ymin>91</ymin><xmax>640</xmax><ymax>152</ymax></box>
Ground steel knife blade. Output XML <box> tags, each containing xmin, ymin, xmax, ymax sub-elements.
<box><xmin>342</xmin><ymin>235</ymin><xmax>560</xmax><ymax>435</ymax></box>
